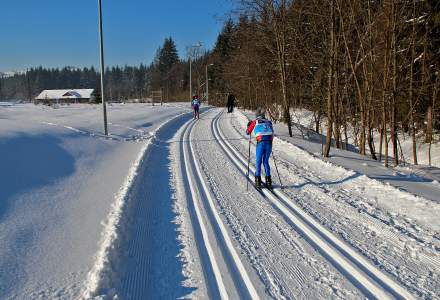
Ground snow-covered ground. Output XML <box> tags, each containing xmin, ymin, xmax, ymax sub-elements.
<box><xmin>287</xmin><ymin>108</ymin><xmax>440</xmax><ymax>169</ymax></box>
<box><xmin>1</xmin><ymin>104</ymin><xmax>439</xmax><ymax>299</ymax></box>
<box><xmin>225</xmin><ymin>109</ymin><xmax>440</xmax><ymax>298</ymax></box>
<box><xmin>0</xmin><ymin>103</ymin><xmax>189</xmax><ymax>299</ymax></box>
<box><xmin>247</xmin><ymin>109</ymin><xmax>440</xmax><ymax>202</ymax></box>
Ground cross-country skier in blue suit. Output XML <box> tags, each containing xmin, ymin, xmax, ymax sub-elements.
<box><xmin>246</xmin><ymin>108</ymin><xmax>274</xmax><ymax>189</ymax></box>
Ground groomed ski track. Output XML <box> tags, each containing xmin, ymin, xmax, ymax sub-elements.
<box><xmin>224</xmin><ymin>110</ymin><xmax>440</xmax><ymax>299</ymax></box>
<box><xmin>181</xmin><ymin>114</ymin><xmax>260</xmax><ymax>300</ymax></box>
<box><xmin>87</xmin><ymin>108</ymin><xmax>422</xmax><ymax>299</ymax></box>
<box><xmin>210</xmin><ymin>110</ymin><xmax>414</xmax><ymax>300</ymax></box>
<box><xmin>188</xmin><ymin>108</ymin><xmax>416</xmax><ymax>299</ymax></box>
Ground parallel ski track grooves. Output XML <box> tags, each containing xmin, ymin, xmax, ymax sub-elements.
<box><xmin>181</xmin><ymin>119</ymin><xmax>228</xmax><ymax>299</ymax></box>
<box><xmin>182</xmin><ymin>116</ymin><xmax>260</xmax><ymax>300</ymax></box>
<box><xmin>229</xmin><ymin>114</ymin><xmax>436</xmax><ymax>248</ymax></box>
<box><xmin>227</xmin><ymin>110</ymin><xmax>440</xmax><ymax>298</ymax></box>
<box><xmin>212</xmin><ymin>110</ymin><xmax>415</xmax><ymax>300</ymax></box>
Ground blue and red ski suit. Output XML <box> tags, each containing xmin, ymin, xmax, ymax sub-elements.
<box><xmin>246</xmin><ymin>118</ymin><xmax>274</xmax><ymax>177</ymax></box>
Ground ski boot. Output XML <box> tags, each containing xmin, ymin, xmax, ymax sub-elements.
<box><xmin>255</xmin><ymin>176</ymin><xmax>262</xmax><ymax>190</ymax></box>
<box><xmin>265</xmin><ymin>176</ymin><xmax>273</xmax><ymax>190</ymax></box>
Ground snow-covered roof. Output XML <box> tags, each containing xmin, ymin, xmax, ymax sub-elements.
<box><xmin>36</xmin><ymin>89</ymin><xmax>95</xmax><ymax>100</ymax></box>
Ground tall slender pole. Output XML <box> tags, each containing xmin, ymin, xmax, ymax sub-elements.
<box><xmin>189</xmin><ymin>56</ymin><xmax>192</xmax><ymax>101</ymax></box>
<box><xmin>206</xmin><ymin>64</ymin><xmax>209</xmax><ymax>105</ymax></box>
<box><xmin>26</xmin><ymin>68</ymin><xmax>32</xmax><ymax>102</ymax></box>
<box><xmin>98</xmin><ymin>0</ymin><xmax>108</xmax><ymax>135</ymax></box>
<box><xmin>188</xmin><ymin>43</ymin><xmax>202</xmax><ymax>101</ymax></box>
<box><xmin>272</xmin><ymin>152</ymin><xmax>283</xmax><ymax>189</ymax></box>
<box><xmin>246</xmin><ymin>137</ymin><xmax>251</xmax><ymax>191</ymax></box>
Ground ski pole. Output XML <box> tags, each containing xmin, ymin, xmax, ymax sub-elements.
<box><xmin>246</xmin><ymin>137</ymin><xmax>251</xmax><ymax>191</ymax></box>
<box><xmin>272</xmin><ymin>152</ymin><xmax>283</xmax><ymax>189</ymax></box>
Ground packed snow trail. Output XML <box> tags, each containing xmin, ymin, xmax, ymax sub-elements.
<box><xmin>87</xmin><ymin>109</ymin><xmax>262</xmax><ymax>299</ymax></box>
<box><xmin>183</xmin><ymin>115</ymin><xmax>260</xmax><ymax>299</ymax></box>
<box><xmin>213</xmin><ymin>111</ymin><xmax>414</xmax><ymax>299</ymax></box>
<box><xmin>88</xmin><ymin>108</ymin><xmax>362</xmax><ymax>299</ymax></box>
<box><xmin>88</xmin><ymin>108</ymin><xmax>423</xmax><ymax>299</ymax></box>
<box><xmin>222</xmin><ymin>109</ymin><xmax>440</xmax><ymax>299</ymax></box>
<box><xmin>92</xmin><ymin>113</ymin><xmax>197</xmax><ymax>299</ymax></box>
<box><xmin>189</xmin><ymin>109</ymin><xmax>365</xmax><ymax>299</ymax></box>
<box><xmin>181</xmin><ymin>117</ymin><xmax>231</xmax><ymax>299</ymax></box>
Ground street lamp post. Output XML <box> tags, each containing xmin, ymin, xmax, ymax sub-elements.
<box><xmin>206</xmin><ymin>63</ymin><xmax>214</xmax><ymax>105</ymax></box>
<box><xmin>189</xmin><ymin>56</ymin><xmax>192</xmax><ymax>101</ymax></box>
<box><xmin>98</xmin><ymin>0</ymin><xmax>108</xmax><ymax>135</ymax></box>
<box><xmin>189</xmin><ymin>42</ymin><xmax>202</xmax><ymax>101</ymax></box>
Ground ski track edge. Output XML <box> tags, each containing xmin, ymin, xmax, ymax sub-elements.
<box><xmin>81</xmin><ymin>111</ymin><xmax>188</xmax><ymax>299</ymax></box>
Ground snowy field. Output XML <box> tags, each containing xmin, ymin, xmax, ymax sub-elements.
<box><xmin>0</xmin><ymin>103</ymin><xmax>190</xmax><ymax>299</ymax></box>
<box><xmin>1</xmin><ymin>104</ymin><xmax>439</xmax><ymax>299</ymax></box>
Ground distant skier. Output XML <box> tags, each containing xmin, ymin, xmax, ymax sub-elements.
<box><xmin>227</xmin><ymin>94</ymin><xmax>235</xmax><ymax>113</ymax></box>
<box><xmin>191</xmin><ymin>95</ymin><xmax>200</xmax><ymax>119</ymax></box>
<box><xmin>246</xmin><ymin>108</ymin><xmax>274</xmax><ymax>189</ymax></box>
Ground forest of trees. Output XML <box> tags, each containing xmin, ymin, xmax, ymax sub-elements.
<box><xmin>206</xmin><ymin>0</ymin><xmax>440</xmax><ymax>167</ymax></box>
<box><xmin>1</xmin><ymin>0</ymin><xmax>439</xmax><ymax>166</ymax></box>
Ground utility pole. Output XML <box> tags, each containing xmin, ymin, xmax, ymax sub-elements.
<box><xmin>188</xmin><ymin>42</ymin><xmax>202</xmax><ymax>100</ymax></box>
<box><xmin>98</xmin><ymin>0</ymin><xmax>108</xmax><ymax>135</ymax></box>
<box><xmin>0</xmin><ymin>73</ymin><xmax>3</xmax><ymax>101</ymax></box>
<box><xmin>189</xmin><ymin>56</ymin><xmax>192</xmax><ymax>101</ymax></box>
<box><xmin>206</xmin><ymin>63</ymin><xmax>214</xmax><ymax>105</ymax></box>
<box><xmin>26</xmin><ymin>68</ymin><xmax>32</xmax><ymax>103</ymax></box>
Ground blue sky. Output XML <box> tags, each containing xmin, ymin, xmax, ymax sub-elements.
<box><xmin>0</xmin><ymin>0</ymin><xmax>233</xmax><ymax>72</ymax></box>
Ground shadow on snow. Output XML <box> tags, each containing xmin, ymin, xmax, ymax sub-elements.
<box><xmin>0</xmin><ymin>133</ymin><xmax>75</xmax><ymax>221</ymax></box>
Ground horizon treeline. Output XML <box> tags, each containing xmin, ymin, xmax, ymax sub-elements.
<box><xmin>0</xmin><ymin>37</ymin><xmax>209</xmax><ymax>103</ymax></box>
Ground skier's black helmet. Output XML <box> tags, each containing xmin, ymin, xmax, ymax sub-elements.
<box><xmin>255</xmin><ymin>107</ymin><xmax>265</xmax><ymax>119</ymax></box>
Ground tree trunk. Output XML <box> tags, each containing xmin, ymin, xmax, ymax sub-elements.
<box><xmin>409</xmin><ymin>0</ymin><xmax>418</xmax><ymax>165</ymax></box>
<box><xmin>271</xmin><ymin>0</ymin><xmax>293</xmax><ymax>138</ymax></box>
<box><xmin>314</xmin><ymin>109</ymin><xmax>321</xmax><ymax>134</ymax></box>
<box><xmin>366</xmin><ymin>1</ymin><xmax>377</xmax><ymax>160</ymax></box>
<box><xmin>337</xmin><ymin>0</ymin><xmax>366</xmax><ymax>155</ymax></box>
<box><xmin>428</xmin><ymin>74</ymin><xmax>439</xmax><ymax>166</ymax></box>
<box><xmin>391</xmin><ymin>0</ymin><xmax>399</xmax><ymax>166</ymax></box>
<box><xmin>324</xmin><ymin>0</ymin><xmax>335</xmax><ymax>158</ymax></box>
<box><xmin>379</xmin><ymin>126</ymin><xmax>384</xmax><ymax>161</ymax></box>
<box><xmin>333</xmin><ymin>28</ymin><xmax>341</xmax><ymax>149</ymax></box>
<box><xmin>381</xmin><ymin>2</ymin><xmax>391</xmax><ymax>167</ymax></box>
<box><xmin>426</xmin><ymin>106</ymin><xmax>433</xmax><ymax>166</ymax></box>
<box><xmin>340</xmin><ymin>95</ymin><xmax>347</xmax><ymax>150</ymax></box>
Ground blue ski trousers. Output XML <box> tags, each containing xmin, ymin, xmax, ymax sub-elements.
<box><xmin>255</xmin><ymin>141</ymin><xmax>272</xmax><ymax>177</ymax></box>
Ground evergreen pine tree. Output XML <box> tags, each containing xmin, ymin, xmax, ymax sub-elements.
<box><xmin>158</xmin><ymin>37</ymin><xmax>179</xmax><ymax>76</ymax></box>
<box><xmin>213</xmin><ymin>19</ymin><xmax>235</xmax><ymax>60</ymax></box>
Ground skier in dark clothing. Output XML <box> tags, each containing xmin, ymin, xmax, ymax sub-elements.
<box><xmin>227</xmin><ymin>94</ymin><xmax>235</xmax><ymax>113</ymax></box>
<box><xmin>246</xmin><ymin>108</ymin><xmax>274</xmax><ymax>189</ymax></box>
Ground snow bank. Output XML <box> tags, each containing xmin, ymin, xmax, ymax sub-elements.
<box><xmin>290</xmin><ymin>108</ymin><xmax>440</xmax><ymax>169</ymax></box>
<box><xmin>277</xmin><ymin>135</ymin><xmax>440</xmax><ymax>231</ymax></box>
<box><xmin>82</xmin><ymin>112</ymin><xmax>187</xmax><ymax>299</ymax></box>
